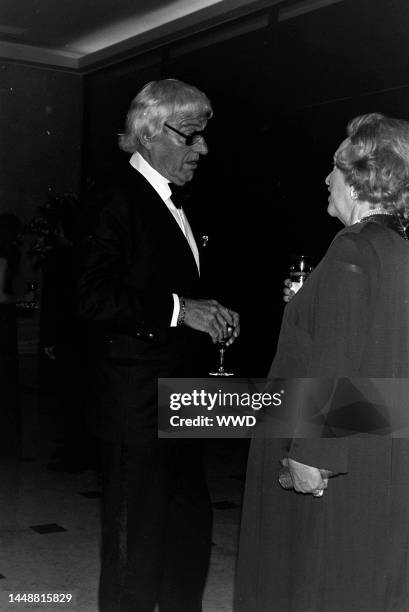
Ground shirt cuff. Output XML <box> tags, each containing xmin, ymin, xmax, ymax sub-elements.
<box><xmin>171</xmin><ymin>293</ymin><xmax>180</xmax><ymax>327</ymax></box>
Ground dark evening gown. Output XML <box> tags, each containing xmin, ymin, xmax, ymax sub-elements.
<box><xmin>236</xmin><ymin>216</ymin><xmax>409</xmax><ymax>612</ymax></box>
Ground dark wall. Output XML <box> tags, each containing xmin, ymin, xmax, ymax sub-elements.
<box><xmin>83</xmin><ymin>0</ymin><xmax>409</xmax><ymax>374</ymax></box>
<box><xmin>0</xmin><ymin>62</ymin><xmax>83</xmax><ymax>293</ymax></box>
<box><xmin>83</xmin><ymin>54</ymin><xmax>162</xmax><ymax>184</ymax></box>
<box><xmin>0</xmin><ymin>62</ymin><xmax>83</xmax><ymax>222</ymax></box>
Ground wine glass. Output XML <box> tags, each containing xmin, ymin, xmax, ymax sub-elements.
<box><xmin>288</xmin><ymin>254</ymin><xmax>315</xmax><ymax>294</ymax></box>
<box><xmin>209</xmin><ymin>326</ymin><xmax>234</xmax><ymax>377</ymax></box>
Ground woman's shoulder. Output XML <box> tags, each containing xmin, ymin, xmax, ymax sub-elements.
<box><xmin>333</xmin><ymin>220</ymin><xmax>381</xmax><ymax>240</ymax></box>
<box><xmin>317</xmin><ymin>224</ymin><xmax>382</xmax><ymax>278</ymax></box>
<box><xmin>323</xmin><ymin>220</ymin><xmax>408</xmax><ymax>278</ymax></box>
<box><xmin>331</xmin><ymin>219</ymin><xmax>404</xmax><ymax>248</ymax></box>
<box><xmin>327</xmin><ymin>223</ymin><xmax>375</xmax><ymax>257</ymax></box>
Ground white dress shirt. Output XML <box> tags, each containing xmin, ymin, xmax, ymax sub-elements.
<box><xmin>129</xmin><ymin>152</ymin><xmax>200</xmax><ymax>326</ymax></box>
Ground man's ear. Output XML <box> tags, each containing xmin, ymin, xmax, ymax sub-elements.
<box><xmin>141</xmin><ymin>126</ymin><xmax>160</xmax><ymax>149</ymax></box>
<box><xmin>141</xmin><ymin>132</ymin><xmax>153</xmax><ymax>149</ymax></box>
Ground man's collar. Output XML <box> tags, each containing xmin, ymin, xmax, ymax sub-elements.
<box><xmin>129</xmin><ymin>151</ymin><xmax>171</xmax><ymax>202</ymax></box>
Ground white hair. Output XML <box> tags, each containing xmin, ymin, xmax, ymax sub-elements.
<box><xmin>118</xmin><ymin>79</ymin><xmax>213</xmax><ymax>153</ymax></box>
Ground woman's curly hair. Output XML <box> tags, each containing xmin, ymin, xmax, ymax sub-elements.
<box><xmin>335</xmin><ymin>112</ymin><xmax>409</xmax><ymax>220</ymax></box>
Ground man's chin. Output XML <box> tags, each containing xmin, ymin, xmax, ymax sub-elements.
<box><xmin>179</xmin><ymin>170</ymin><xmax>195</xmax><ymax>184</ymax></box>
<box><xmin>170</xmin><ymin>167</ymin><xmax>196</xmax><ymax>185</ymax></box>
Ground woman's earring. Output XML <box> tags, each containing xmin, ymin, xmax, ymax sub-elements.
<box><xmin>350</xmin><ymin>187</ymin><xmax>358</xmax><ymax>200</ymax></box>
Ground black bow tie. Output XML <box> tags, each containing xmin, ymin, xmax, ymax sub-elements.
<box><xmin>169</xmin><ymin>184</ymin><xmax>190</xmax><ymax>209</ymax></box>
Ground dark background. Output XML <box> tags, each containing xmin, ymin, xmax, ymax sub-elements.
<box><xmin>3</xmin><ymin>0</ymin><xmax>409</xmax><ymax>374</ymax></box>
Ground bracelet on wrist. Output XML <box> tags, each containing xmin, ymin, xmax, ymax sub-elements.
<box><xmin>177</xmin><ymin>296</ymin><xmax>186</xmax><ymax>326</ymax></box>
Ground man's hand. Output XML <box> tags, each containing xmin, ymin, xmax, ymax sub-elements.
<box><xmin>282</xmin><ymin>457</ymin><xmax>328</xmax><ymax>496</ymax></box>
<box><xmin>184</xmin><ymin>298</ymin><xmax>240</xmax><ymax>345</ymax></box>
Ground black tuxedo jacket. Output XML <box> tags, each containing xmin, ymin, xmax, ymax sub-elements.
<box><xmin>78</xmin><ymin>165</ymin><xmax>207</xmax><ymax>441</ymax></box>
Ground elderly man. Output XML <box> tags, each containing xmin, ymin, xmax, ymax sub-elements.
<box><xmin>78</xmin><ymin>79</ymin><xmax>239</xmax><ymax>612</ymax></box>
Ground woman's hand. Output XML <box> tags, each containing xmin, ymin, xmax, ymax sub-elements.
<box><xmin>283</xmin><ymin>278</ymin><xmax>295</xmax><ymax>303</ymax></box>
<box><xmin>282</xmin><ymin>457</ymin><xmax>328</xmax><ymax>495</ymax></box>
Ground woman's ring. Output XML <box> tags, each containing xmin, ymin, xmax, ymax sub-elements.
<box><xmin>312</xmin><ymin>489</ymin><xmax>324</xmax><ymax>497</ymax></box>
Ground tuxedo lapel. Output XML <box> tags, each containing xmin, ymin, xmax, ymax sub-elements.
<box><xmin>124</xmin><ymin>167</ymin><xmax>200</xmax><ymax>279</ymax></box>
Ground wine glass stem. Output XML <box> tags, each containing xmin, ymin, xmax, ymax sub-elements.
<box><xmin>219</xmin><ymin>345</ymin><xmax>225</xmax><ymax>370</ymax></box>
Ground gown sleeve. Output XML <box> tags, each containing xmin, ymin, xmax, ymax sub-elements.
<box><xmin>287</xmin><ymin>230</ymin><xmax>379</xmax><ymax>473</ymax></box>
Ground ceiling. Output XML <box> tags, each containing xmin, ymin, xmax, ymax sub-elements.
<box><xmin>0</xmin><ymin>0</ymin><xmax>345</xmax><ymax>72</ymax></box>
<box><xmin>0</xmin><ymin>0</ymin><xmax>282</xmax><ymax>72</ymax></box>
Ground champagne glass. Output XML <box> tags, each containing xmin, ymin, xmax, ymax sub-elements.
<box><xmin>209</xmin><ymin>326</ymin><xmax>234</xmax><ymax>377</ymax></box>
<box><xmin>288</xmin><ymin>254</ymin><xmax>315</xmax><ymax>294</ymax></box>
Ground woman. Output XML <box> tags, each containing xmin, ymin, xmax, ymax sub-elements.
<box><xmin>0</xmin><ymin>213</ymin><xmax>22</xmax><ymax>459</ymax></box>
<box><xmin>235</xmin><ymin>113</ymin><xmax>409</xmax><ymax>611</ymax></box>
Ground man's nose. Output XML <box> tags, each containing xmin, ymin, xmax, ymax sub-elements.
<box><xmin>193</xmin><ymin>137</ymin><xmax>208</xmax><ymax>155</ymax></box>
<box><xmin>325</xmin><ymin>172</ymin><xmax>331</xmax><ymax>185</ymax></box>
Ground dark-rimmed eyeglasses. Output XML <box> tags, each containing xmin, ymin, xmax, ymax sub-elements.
<box><xmin>164</xmin><ymin>122</ymin><xmax>206</xmax><ymax>147</ymax></box>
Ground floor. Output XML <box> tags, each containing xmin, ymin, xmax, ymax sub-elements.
<box><xmin>0</xmin><ymin>356</ymin><xmax>249</xmax><ymax>612</ymax></box>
